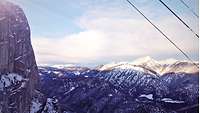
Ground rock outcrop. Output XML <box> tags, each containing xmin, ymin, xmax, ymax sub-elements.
<box><xmin>0</xmin><ymin>1</ymin><xmax>38</xmax><ymax>113</ymax></box>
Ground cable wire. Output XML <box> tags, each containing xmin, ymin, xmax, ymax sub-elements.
<box><xmin>126</xmin><ymin>0</ymin><xmax>199</xmax><ymax>68</ymax></box>
<box><xmin>179</xmin><ymin>0</ymin><xmax>199</xmax><ymax>18</ymax></box>
<box><xmin>158</xmin><ymin>0</ymin><xmax>199</xmax><ymax>39</ymax></box>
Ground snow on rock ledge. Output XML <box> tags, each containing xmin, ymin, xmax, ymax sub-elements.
<box><xmin>139</xmin><ymin>94</ymin><xmax>153</xmax><ymax>100</ymax></box>
<box><xmin>42</xmin><ymin>98</ymin><xmax>59</xmax><ymax>113</ymax></box>
<box><xmin>30</xmin><ymin>98</ymin><xmax>42</xmax><ymax>113</ymax></box>
<box><xmin>161</xmin><ymin>98</ymin><xmax>185</xmax><ymax>104</ymax></box>
<box><xmin>0</xmin><ymin>73</ymin><xmax>26</xmax><ymax>91</ymax></box>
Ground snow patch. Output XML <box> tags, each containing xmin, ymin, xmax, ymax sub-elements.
<box><xmin>161</xmin><ymin>98</ymin><xmax>185</xmax><ymax>103</ymax></box>
<box><xmin>132</xmin><ymin>56</ymin><xmax>158</xmax><ymax>65</ymax></box>
<box><xmin>30</xmin><ymin>99</ymin><xmax>42</xmax><ymax>113</ymax></box>
<box><xmin>0</xmin><ymin>73</ymin><xmax>24</xmax><ymax>91</ymax></box>
<box><xmin>99</xmin><ymin>62</ymin><xmax>148</xmax><ymax>73</ymax></box>
<box><xmin>51</xmin><ymin>64</ymin><xmax>75</xmax><ymax>69</ymax></box>
<box><xmin>64</xmin><ymin>87</ymin><xmax>76</xmax><ymax>95</ymax></box>
<box><xmin>139</xmin><ymin>94</ymin><xmax>153</xmax><ymax>100</ymax></box>
<box><xmin>0</xmin><ymin>17</ymin><xmax>6</xmax><ymax>21</ymax></box>
<box><xmin>53</xmin><ymin>71</ymin><xmax>60</xmax><ymax>74</ymax></box>
<box><xmin>98</xmin><ymin>62</ymin><xmax>126</xmax><ymax>71</ymax></box>
<box><xmin>42</xmin><ymin>98</ymin><xmax>58</xmax><ymax>113</ymax></box>
<box><xmin>74</xmin><ymin>71</ymin><xmax>80</xmax><ymax>75</ymax></box>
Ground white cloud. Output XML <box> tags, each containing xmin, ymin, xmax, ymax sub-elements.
<box><xmin>32</xmin><ymin>3</ymin><xmax>199</xmax><ymax>65</ymax></box>
<box><xmin>33</xmin><ymin>30</ymin><xmax>107</xmax><ymax>64</ymax></box>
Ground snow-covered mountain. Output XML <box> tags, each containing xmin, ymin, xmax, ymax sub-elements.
<box><xmin>38</xmin><ymin>57</ymin><xmax>199</xmax><ymax>101</ymax></box>
<box><xmin>39</xmin><ymin>66</ymin><xmax>92</xmax><ymax>77</ymax></box>
<box><xmin>36</xmin><ymin>68</ymin><xmax>198</xmax><ymax>113</ymax></box>
<box><xmin>35</xmin><ymin>56</ymin><xmax>199</xmax><ymax>113</ymax></box>
<box><xmin>98</xmin><ymin>56</ymin><xmax>199</xmax><ymax>75</ymax></box>
<box><xmin>39</xmin><ymin>56</ymin><xmax>198</xmax><ymax>77</ymax></box>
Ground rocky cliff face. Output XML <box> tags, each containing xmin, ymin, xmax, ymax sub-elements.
<box><xmin>0</xmin><ymin>1</ymin><xmax>38</xmax><ymax>113</ymax></box>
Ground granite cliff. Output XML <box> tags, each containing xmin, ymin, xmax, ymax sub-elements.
<box><xmin>0</xmin><ymin>1</ymin><xmax>38</xmax><ymax>113</ymax></box>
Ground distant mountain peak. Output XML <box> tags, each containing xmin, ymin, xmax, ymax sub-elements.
<box><xmin>131</xmin><ymin>56</ymin><xmax>180</xmax><ymax>65</ymax></box>
<box><xmin>132</xmin><ymin>56</ymin><xmax>158</xmax><ymax>65</ymax></box>
<box><xmin>98</xmin><ymin>56</ymin><xmax>198</xmax><ymax>75</ymax></box>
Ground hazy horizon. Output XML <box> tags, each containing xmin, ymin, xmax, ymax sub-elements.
<box><xmin>37</xmin><ymin>56</ymin><xmax>199</xmax><ymax>68</ymax></box>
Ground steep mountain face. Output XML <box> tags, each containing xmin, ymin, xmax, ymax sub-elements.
<box><xmin>95</xmin><ymin>67</ymin><xmax>198</xmax><ymax>102</ymax></box>
<box><xmin>84</xmin><ymin>59</ymin><xmax>198</xmax><ymax>101</ymax></box>
<box><xmin>96</xmin><ymin>68</ymin><xmax>167</xmax><ymax>99</ymax></box>
<box><xmin>0</xmin><ymin>1</ymin><xmax>38</xmax><ymax>113</ymax></box>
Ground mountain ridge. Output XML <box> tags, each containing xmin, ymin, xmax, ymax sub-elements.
<box><xmin>42</xmin><ymin>56</ymin><xmax>199</xmax><ymax>75</ymax></box>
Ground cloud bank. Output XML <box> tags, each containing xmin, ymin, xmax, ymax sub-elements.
<box><xmin>32</xmin><ymin>1</ymin><xmax>199</xmax><ymax>65</ymax></box>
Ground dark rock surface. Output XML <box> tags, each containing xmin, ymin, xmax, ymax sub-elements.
<box><xmin>0</xmin><ymin>1</ymin><xmax>38</xmax><ymax>113</ymax></box>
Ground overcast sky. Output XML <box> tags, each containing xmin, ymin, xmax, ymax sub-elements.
<box><xmin>9</xmin><ymin>0</ymin><xmax>199</xmax><ymax>66</ymax></box>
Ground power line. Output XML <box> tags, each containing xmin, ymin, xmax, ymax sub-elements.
<box><xmin>179</xmin><ymin>0</ymin><xmax>199</xmax><ymax>18</ymax></box>
<box><xmin>126</xmin><ymin>0</ymin><xmax>199</xmax><ymax>68</ymax></box>
<box><xmin>158</xmin><ymin>0</ymin><xmax>199</xmax><ymax>39</ymax></box>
